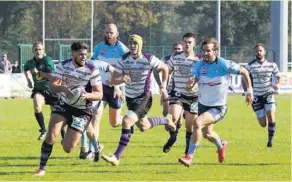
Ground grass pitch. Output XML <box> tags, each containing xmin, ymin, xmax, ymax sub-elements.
<box><xmin>0</xmin><ymin>95</ymin><xmax>291</xmax><ymax>181</ymax></box>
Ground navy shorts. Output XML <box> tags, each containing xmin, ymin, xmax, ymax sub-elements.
<box><xmin>31</xmin><ymin>89</ymin><xmax>58</xmax><ymax>106</ymax></box>
<box><xmin>102</xmin><ymin>84</ymin><xmax>123</xmax><ymax>109</ymax></box>
<box><xmin>198</xmin><ymin>103</ymin><xmax>227</xmax><ymax>123</ymax></box>
<box><xmin>126</xmin><ymin>93</ymin><xmax>152</xmax><ymax>119</ymax></box>
<box><xmin>168</xmin><ymin>90</ymin><xmax>198</xmax><ymax>114</ymax></box>
<box><xmin>51</xmin><ymin>99</ymin><xmax>92</xmax><ymax>134</ymax></box>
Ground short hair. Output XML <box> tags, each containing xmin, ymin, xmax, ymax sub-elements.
<box><xmin>33</xmin><ymin>41</ymin><xmax>43</xmax><ymax>48</ymax></box>
<box><xmin>182</xmin><ymin>32</ymin><xmax>195</xmax><ymax>40</ymax></box>
<box><xmin>201</xmin><ymin>38</ymin><xmax>219</xmax><ymax>51</ymax></box>
<box><xmin>71</xmin><ymin>42</ymin><xmax>88</xmax><ymax>51</ymax></box>
<box><xmin>254</xmin><ymin>43</ymin><xmax>265</xmax><ymax>50</ymax></box>
<box><xmin>172</xmin><ymin>42</ymin><xmax>182</xmax><ymax>48</ymax></box>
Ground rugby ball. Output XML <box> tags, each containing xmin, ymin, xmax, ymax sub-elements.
<box><xmin>66</xmin><ymin>86</ymin><xmax>85</xmax><ymax>105</ymax></box>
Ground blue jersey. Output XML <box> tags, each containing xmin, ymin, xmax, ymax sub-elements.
<box><xmin>191</xmin><ymin>57</ymin><xmax>241</xmax><ymax>106</ymax></box>
<box><xmin>92</xmin><ymin>40</ymin><xmax>128</xmax><ymax>85</ymax></box>
<box><xmin>88</xmin><ymin>59</ymin><xmax>111</xmax><ymax>73</ymax></box>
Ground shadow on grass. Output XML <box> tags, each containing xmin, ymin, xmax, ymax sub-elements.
<box><xmin>0</xmin><ymin>156</ymin><xmax>71</xmax><ymax>160</ymax></box>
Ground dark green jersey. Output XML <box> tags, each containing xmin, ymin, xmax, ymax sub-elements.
<box><xmin>24</xmin><ymin>55</ymin><xmax>55</xmax><ymax>91</ymax></box>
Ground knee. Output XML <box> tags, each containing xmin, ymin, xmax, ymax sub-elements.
<box><xmin>34</xmin><ymin>106</ymin><xmax>42</xmax><ymax>113</ymax></box>
<box><xmin>138</xmin><ymin>126</ymin><xmax>147</xmax><ymax>132</ymax></box>
<box><xmin>202</xmin><ymin>132</ymin><xmax>208</xmax><ymax>139</ymax></box>
<box><xmin>110</xmin><ymin>122</ymin><xmax>120</xmax><ymax>128</ymax></box>
<box><xmin>63</xmin><ymin>145</ymin><xmax>72</xmax><ymax>153</ymax></box>
<box><xmin>45</xmin><ymin>133</ymin><xmax>56</xmax><ymax>145</ymax></box>
<box><xmin>258</xmin><ymin>118</ymin><xmax>267</xmax><ymax>127</ymax></box>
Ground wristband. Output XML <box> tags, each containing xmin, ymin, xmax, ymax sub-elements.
<box><xmin>245</xmin><ymin>88</ymin><xmax>253</xmax><ymax>95</ymax></box>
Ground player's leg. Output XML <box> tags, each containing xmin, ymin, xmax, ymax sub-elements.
<box><xmin>32</xmin><ymin>92</ymin><xmax>46</xmax><ymax>140</ymax></box>
<box><xmin>35</xmin><ymin>113</ymin><xmax>65</xmax><ymax>176</ymax></box>
<box><xmin>264</xmin><ymin>95</ymin><xmax>277</xmax><ymax>147</ymax></box>
<box><xmin>184</xmin><ymin>111</ymin><xmax>197</xmax><ymax>155</ymax></box>
<box><xmin>162</xmin><ymin>102</ymin><xmax>183</xmax><ymax>153</ymax></box>
<box><xmin>252</xmin><ymin>96</ymin><xmax>267</xmax><ymax>127</ymax></box>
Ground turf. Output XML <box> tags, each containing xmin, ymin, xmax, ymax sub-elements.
<box><xmin>0</xmin><ymin>94</ymin><xmax>291</xmax><ymax>181</ymax></box>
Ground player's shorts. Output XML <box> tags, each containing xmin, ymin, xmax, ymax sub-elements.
<box><xmin>198</xmin><ymin>103</ymin><xmax>227</xmax><ymax>123</ymax></box>
<box><xmin>252</xmin><ymin>92</ymin><xmax>276</xmax><ymax>118</ymax></box>
<box><xmin>31</xmin><ymin>89</ymin><xmax>58</xmax><ymax>106</ymax></box>
<box><xmin>168</xmin><ymin>90</ymin><xmax>198</xmax><ymax>114</ymax></box>
<box><xmin>126</xmin><ymin>93</ymin><xmax>152</xmax><ymax>119</ymax></box>
<box><xmin>51</xmin><ymin>99</ymin><xmax>92</xmax><ymax>134</ymax></box>
<box><xmin>102</xmin><ymin>84</ymin><xmax>123</xmax><ymax>109</ymax></box>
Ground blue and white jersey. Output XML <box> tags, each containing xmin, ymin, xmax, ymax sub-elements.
<box><xmin>191</xmin><ymin>57</ymin><xmax>241</xmax><ymax>106</ymax></box>
<box><xmin>92</xmin><ymin>40</ymin><xmax>128</xmax><ymax>85</ymax></box>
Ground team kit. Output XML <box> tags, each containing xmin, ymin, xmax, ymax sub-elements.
<box><xmin>27</xmin><ymin>24</ymin><xmax>279</xmax><ymax>176</ymax></box>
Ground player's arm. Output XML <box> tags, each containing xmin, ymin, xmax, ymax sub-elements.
<box><xmin>153</xmin><ymin>69</ymin><xmax>162</xmax><ymax>87</ymax></box>
<box><xmin>272</xmin><ymin>63</ymin><xmax>280</xmax><ymax>90</ymax></box>
<box><xmin>239</xmin><ymin>66</ymin><xmax>253</xmax><ymax>105</ymax></box>
<box><xmin>186</xmin><ymin>62</ymin><xmax>199</xmax><ymax>92</ymax></box>
<box><xmin>84</xmin><ymin>70</ymin><xmax>103</xmax><ymax>101</ymax></box>
<box><xmin>157</xmin><ymin>62</ymin><xmax>169</xmax><ymax>90</ymax></box>
<box><xmin>23</xmin><ymin>62</ymin><xmax>33</xmax><ymax>88</ymax></box>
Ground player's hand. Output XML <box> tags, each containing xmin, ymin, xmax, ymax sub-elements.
<box><xmin>80</xmin><ymin>91</ymin><xmax>87</xmax><ymax>101</ymax></box>
<box><xmin>31</xmin><ymin>67</ymin><xmax>39</xmax><ymax>74</ymax></box>
<box><xmin>113</xmin><ymin>87</ymin><xmax>124</xmax><ymax>101</ymax></box>
<box><xmin>245</xmin><ymin>93</ymin><xmax>254</xmax><ymax>106</ymax></box>
<box><xmin>62</xmin><ymin>86</ymin><xmax>74</xmax><ymax>98</ymax></box>
<box><xmin>123</xmin><ymin>74</ymin><xmax>131</xmax><ymax>83</ymax></box>
<box><xmin>160</xmin><ymin>87</ymin><xmax>168</xmax><ymax>105</ymax></box>
<box><xmin>272</xmin><ymin>84</ymin><xmax>279</xmax><ymax>90</ymax></box>
<box><xmin>185</xmin><ymin>77</ymin><xmax>195</xmax><ymax>92</ymax></box>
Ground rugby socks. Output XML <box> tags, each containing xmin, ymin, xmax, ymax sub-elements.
<box><xmin>60</xmin><ymin>129</ymin><xmax>66</xmax><ymax>140</ymax></box>
<box><xmin>35</xmin><ymin>112</ymin><xmax>46</xmax><ymax>132</ymax></box>
<box><xmin>39</xmin><ymin>141</ymin><xmax>53</xmax><ymax>170</ymax></box>
<box><xmin>80</xmin><ymin>133</ymin><xmax>87</xmax><ymax>149</ymax></box>
<box><xmin>187</xmin><ymin>141</ymin><xmax>199</xmax><ymax>156</ymax></box>
<box><xmin>185</xmin><ymin>131</ymin><xmax>192</xmax><ymax>155</ymax></box>
<box><xmin>268</xmin><ymin>122</ymin><xmax>276</xmax><ymax>143</ymax></box>
<box><xmin>114</xmin><ymin>129</ymin><xmax>132</xmax><ymax>160</ymax></box>
<box><xmin>148</xmin><ymin>117</ymin><xmax>168</xmax><ymax>128</ymax></box>
<box><xmin>89</xmin><ymin>139</ymin><xmax>100</xmax><ymax>152</ymax></box>
<box><xmin>207</xmin><ymin>132</ymin><xmax>223</xmax><ymax>150</ymax></box>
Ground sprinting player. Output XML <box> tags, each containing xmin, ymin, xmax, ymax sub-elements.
<box><xmin>243</xmin><ymin>43</ymin><xmax>280</xmax><ymax>148</ymax></box>
<box><xmin>178</xmin><ymin>38</ymin><xmax>253</xmax><ymax>167</ymax></box>
<box><xmin>153</xmin><ymin>42</ymin><xmax>183</xmax><ymax>116</ymax></box>
<box><xmin>24</xmin><ymin>41</ymin><xmax>60</xmax><ymax>140</ymax></box>
<box><xmin>101</xmin><ymin>34</ymin><xmax>175</xmax><ymax>166</ymax></box>
<box><xmin>164</xmin><ymin>33</ymin><xmax>200</xmax><ymax>154</ymax></box>
<box><xmin>34</xmin><ymin>42</ymin><xmax>103</xmax><ymax>176</ymax></box>
<box><xmin>79</xmin><ymin>23</ymin><xmax>128</xmax><ymax>159</ymax></box>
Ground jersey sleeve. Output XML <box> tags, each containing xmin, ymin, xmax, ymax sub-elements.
<box><xmin>167</xmin><ymin>56</ymin><xmax>174</xmax><ymax>71</ymax></box>
<box><xmin>23</xmin><ymin>60</ymin><xmax>31</xmax><ymax>72</ymax></box>
<box><xmin>90</xmin><ymin>69</ymin><xmax>102</xmax><ymax>86</ymax></box>
<box><xmin>44</xmin><ymin>56</ymin><xmax>55</xmax><ymax>72</ymax></box>
<box><xmin>150</xmin><ymin>55</ymin><xmax>163</xmax><ymax>70</ymax></box>
<box><xmin>115</xmin><ymin>58</ymin><xmax>124</xmax><ymax>74</ymax></box>
<box><xmin>119</xmin><ymin>42</ymin><xmax>129</xmax><ymax>55</ymax></box>
<box><xmin>91</xmin><ymin>44</ymin><xmax>100</xmax><ymax>60</ymax></box>
<box><xmin>53</xmin><ymin>63</ymin><xmax>63</xmax><ymax>79</ymax></box>
<box><xmin>88</xmin><ymin>59</ymin><xmax>110</xmax><ymax>72</ymax></box>
<box><xmin>220</xmin><ymin>59</ymin><xmax>241</xmax><ymax>74</ymax></box>
<box><xmin>272</xmin><ymin>62</ymin><xmax>280</xmax><ymax>77</ymax></box>
<box><xmin>190</xmin><ymin>61</ymin><xmax>200</xmax><ymax>78</ymax></box>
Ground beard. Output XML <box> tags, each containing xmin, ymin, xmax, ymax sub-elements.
<box><xmin>73</xmin><ymin>58</ymin><xmax>84</xmax><ymax>67</ymax></box>
<box><xmin>256</xmin><ymin>55</ymin><xmax>264</xmax><ymax>60</ymax></box>
<box><xmin>104</xmin><ymin>36</ymin><xmax>117</xmax><ymax>45</ymax></box>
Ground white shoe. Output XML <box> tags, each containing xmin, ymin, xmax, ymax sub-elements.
<box><xmin>34</xmin><ymin>169</ymin><xmax>45</xmax><ymax>176</ymax></box>
<box><xmin>101</xmin><ymin>154</ymin><xmax>119</xmax><ymax>166</ymax></box>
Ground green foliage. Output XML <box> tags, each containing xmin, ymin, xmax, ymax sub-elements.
<box><xmin>0</xmin><ymin>95</ymin><xmax>291</xmax><ymax>180</ymax></box>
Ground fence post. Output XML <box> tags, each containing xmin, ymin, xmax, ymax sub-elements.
<box><xmin>224</xmin><ymin>46</ymin><xmax>227</xmax><ymax>58</ymax></box>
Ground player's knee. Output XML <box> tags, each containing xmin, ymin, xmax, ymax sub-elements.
<box><xmin>110</xmin><ymin>121</ymin><xmax>120</xmax><ymax>128</ymax></box>
<box><xmin>34</xmin><ymin>106</ymin><xmax>42</xmax><ymax>113</ymax></box>
<box><xmin>138</xmin><ymin>125</ymin><xmax>149</xmax><ymax>132</ymax></box>
<box><xmin>258</xmin><ymin>117</ymin><xmax>267</xmax><ymax>127</ymax></box>
<box><xmin>44</xmin><ymin>133</ymin><xmax>56</xmax><ymax>144</ymax></box>
<box><xmin>63</xmin><ymin>145</ymin><xmax>72</xmax><ymax>153</ymax></box>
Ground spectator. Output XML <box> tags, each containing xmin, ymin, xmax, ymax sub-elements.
<box><xmin>0</xmin><ymin>54</ymin><xmax>12</xmax><ymax>73</ymax></box>
<box><xmin>12</xmin><ymin>60</ymin><xmax>21</xmax><ymax>73</ymax></box>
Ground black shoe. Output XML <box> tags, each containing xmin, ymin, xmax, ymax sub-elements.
<box><xmin>79</xmin><ymin>147</ymin><xmax>88</xmax><ymax>159</ymax></box>
<box><xmin>163</xmin><ymin>136</ymin><xmax>177</xmax><ymax>153</ymax></box>
<box><xmin>94</xmin><ymin>151</ymin><xmax>100</xmax><ymax>162</ymax></box>
<box><xmin>267</xmin><ymin>141</ymin><xmax>272</xmax><ymax>148</ymax></box>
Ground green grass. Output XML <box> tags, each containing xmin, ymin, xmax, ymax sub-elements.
<box><xmin>0</xmin><ymin>95</ymin><xmax>291</xmax><ymax>181</ymax></box>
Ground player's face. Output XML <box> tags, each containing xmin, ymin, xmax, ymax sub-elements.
<box><xmin>202</xmin><ymin>43</ymin><xmax>217</xmax><ymax>62</ymax></box>
<box><xmin>182</xmin><ymin>37</ymin><xmax>195</xmax><ymax>53</ymax></box>
<box><xmin>173</xmin><ymin>44</ymin><xmax>183</xmax><ymax>54</ymax></box>
<box><xmin>33</xmin><ymin>44</ymin><xmax>45</xmax><ymax>60</ymax></box>
<box><xmin>104</xmin><ymin>25</ymin><xmax>118</xmax><ymax>45</ymax></box>
<box><xmin>72</xmin><ymin>49</ymin><xmax>88</xmax><ymax>67</ymax></box>
<box><xmin>128</xmin><ymin>41</ymin><xmax>139</xmax><ymax>57</ymax></box>
<box><xmin>255</xmin><ymin>46</ymin><xmax>266</xmax><ymax>60</ymax></box>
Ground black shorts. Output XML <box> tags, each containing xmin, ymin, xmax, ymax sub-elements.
<box><xmin>126</xmin><ymin>93</ymin><xmax>152</xmax><ymax>119</ymax></box>
<box><xmin>102</xmin><ymin>84</ymin><xmax>123</xmax><ymax>109</ymax></box>
<box><xmin>51</xmin><ymin>99</ymin><xmax>92</xmax><ymax>134</ymax></box>
<box><xmin>168</xmin><ymin>90</ymin><xmax>198</xmax><ymax>114</ymax></box>
<box><xmin>252</xmin><ymin>92</ymin><xmax>275</xmax><ymax>112</ymax></box>
<box><xmin>31</xmin><ymin>89</ymin><xmax>58</xmax><ymax>106</ymax></box>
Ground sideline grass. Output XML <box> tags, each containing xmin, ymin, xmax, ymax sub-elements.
<box><xmin>0</xmin><ymin>95</ymin><xmax>290</xmax><ymax>181</ymax></box>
